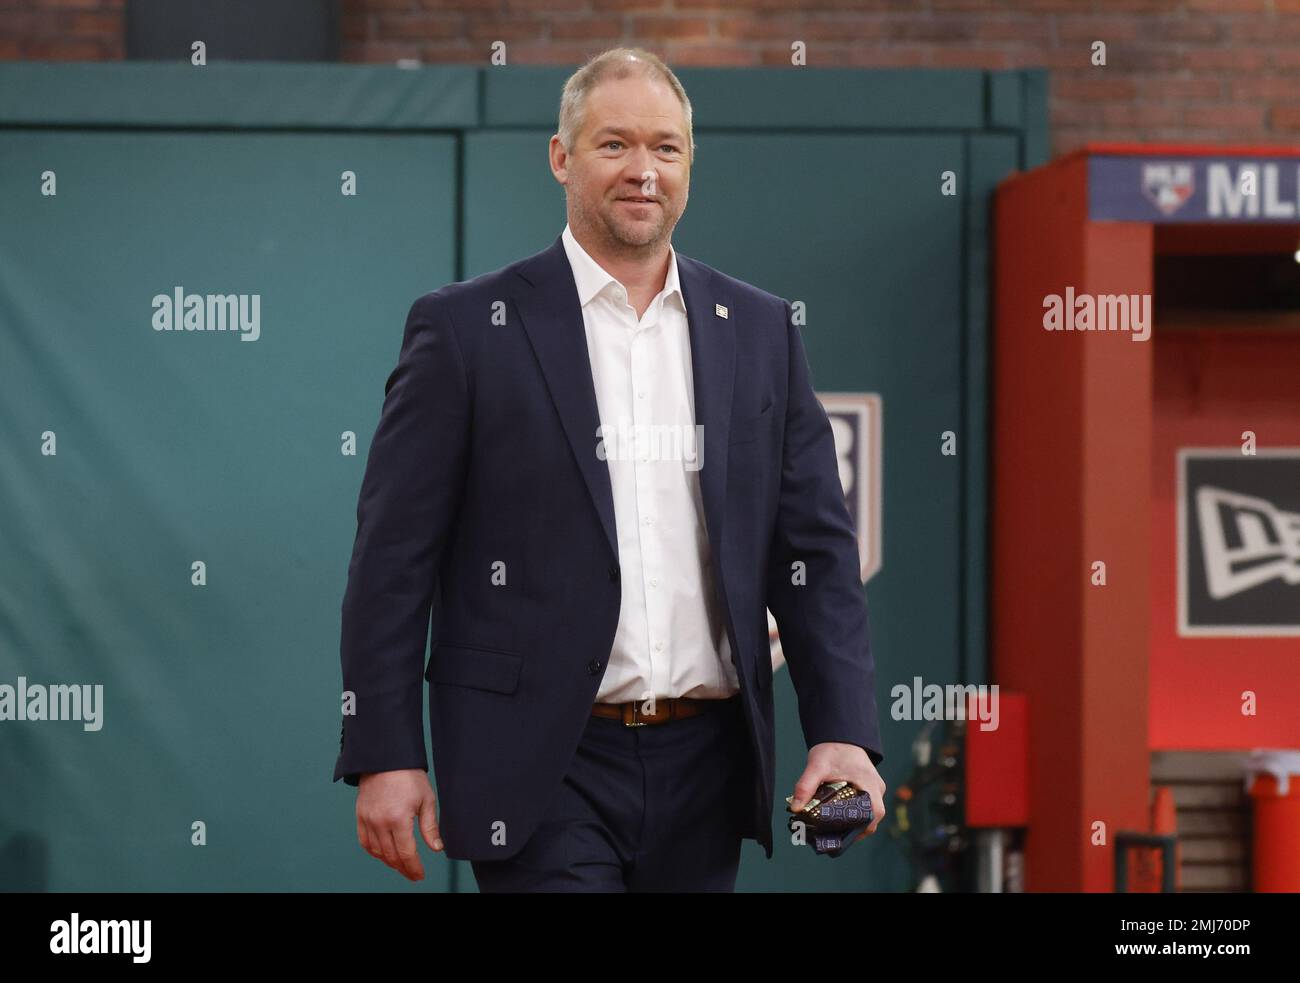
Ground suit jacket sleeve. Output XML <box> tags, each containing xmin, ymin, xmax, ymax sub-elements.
<box><xmin>333</xmin><ymin>292</ymin><xmax>470</xmax><ymax>786</ymax></box>
<box><xmin>763</xmin><ymin>298</ymin><xmax>884</xmax><ymax>767</ymax></box>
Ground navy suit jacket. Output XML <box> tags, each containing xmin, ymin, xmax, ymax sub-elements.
<box><xmin>333</xmin><ymin>232</ymin><xmax>883</xmax><ymax>861</ymax></box>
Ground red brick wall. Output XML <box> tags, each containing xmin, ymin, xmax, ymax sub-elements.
<box><xmin>4</xmin><ymin>0</ymin><xmax>1300</xmax><ymax>155</ymax></box>
<box><xmin>0</xmin><ymin>0</ymin><xmax>124</xmax><ymax>61</ymax></box>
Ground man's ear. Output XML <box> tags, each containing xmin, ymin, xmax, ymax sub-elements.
<box><xmin>548</xmin><ymin>136</ymin><xmax>569</xmax><ymax>185</ymax></box>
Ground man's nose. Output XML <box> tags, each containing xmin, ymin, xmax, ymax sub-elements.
<box><xmin>624</xmin><ymin>151</ymin><xmax>659</xmax><ymax>193</ymax></box>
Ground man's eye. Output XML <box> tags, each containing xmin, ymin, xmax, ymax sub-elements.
<box><xmin>605</xmin><ymin>141</ymin><xmax>622</xmax><ymax>150</ymax></box>
<box><xmin>659</xmin><ymin>146</ymin><xmax>679</xmax><ymax>154</ymax></box>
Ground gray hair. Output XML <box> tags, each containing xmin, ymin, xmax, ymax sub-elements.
<box><xmin>557</xmin><ymin>47</ymin><xmax>695</xmax><ymax>165</ymax></box>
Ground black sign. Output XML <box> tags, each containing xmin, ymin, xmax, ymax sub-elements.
<box><xmin>1179</xmin><ymin>449</ymin><xmax>1300</xmax><ymax>636</ymax></box>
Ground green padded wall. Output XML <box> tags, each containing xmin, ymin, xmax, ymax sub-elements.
<box><xmin>0</xmin><ymin>62</ymin><xmax>1045</xmax><ymax>893</ymax></box>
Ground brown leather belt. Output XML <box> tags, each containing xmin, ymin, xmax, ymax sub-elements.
<box><xmin>591</xmin><ymin>696</ymin><xmax>725</xmax><ymax>726</ymax></box>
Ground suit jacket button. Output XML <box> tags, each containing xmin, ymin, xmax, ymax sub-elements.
<box><xmin>587</xmin><ymin>659</ymin><xmax>603</xmax><ymax>675</ymax></box>
<box><xmin>608</xmin><ymin>564</ymin><xmax>620</xmax><ymax>583</ymax></box>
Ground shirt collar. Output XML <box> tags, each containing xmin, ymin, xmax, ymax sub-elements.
<box><xmin>561</xmin><ymin>222</ymin><xmax>684</xmax><ymax>313</ymax></box>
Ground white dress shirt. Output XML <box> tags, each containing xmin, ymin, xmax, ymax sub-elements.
<box><xmin>560</xmin><ymin>223</ymin><xmax>739</xmax><ymax>704</ymax></box>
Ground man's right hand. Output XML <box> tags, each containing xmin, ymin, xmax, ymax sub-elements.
<box><xmin>355</xmin><ymin>769</ymin><xmax>443</xmax><ymax>881</ymax></box>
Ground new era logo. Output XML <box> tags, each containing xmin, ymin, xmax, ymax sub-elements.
<box><xmin>1179</xmin><ymin>449</ymin><xmax>1300</xmax><ymax>635</ymax></box>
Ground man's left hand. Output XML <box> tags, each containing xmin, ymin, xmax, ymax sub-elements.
<box><xmin>789</xmin><ymin>743</ymin><xmax>885</xmax><ymax>840</ymax></box>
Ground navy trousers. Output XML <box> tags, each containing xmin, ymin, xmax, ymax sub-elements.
<box><xmin>470</xmin><ymin>694</ymin><xmax>753</xmax><ymax>892</ymax></box>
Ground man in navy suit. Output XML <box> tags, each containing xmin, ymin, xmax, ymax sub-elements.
<box><xmin>334</xmin><ymin>46</ymin><xmax>884</xmax><ymax>892</ymax></box>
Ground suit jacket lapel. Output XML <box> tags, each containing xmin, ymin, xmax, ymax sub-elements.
<box><xmin>678</xmin><ymin>251</ymin><xmax>734</xmax><ymax>572</ymax></box>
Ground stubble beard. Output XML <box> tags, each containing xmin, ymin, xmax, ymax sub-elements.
<box><xmin>567</xmin><ymin>178</ymin><xmax>679</xmax><ymax>260</ymax></box>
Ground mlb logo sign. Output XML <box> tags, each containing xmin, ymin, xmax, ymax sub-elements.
<box><xmin>1142</xmin><ymin>162</ymin><xmax>1195</xmax><ymax>216</ymax></box>
<box><xmin>768</xmin><ymin>392</ymin><xmax>882</xmax><ymax>665</ymax></box>
<box><xmin>1178</xmin><ymin>449</ymin><xmax>1300</xmax><ymax>636</ymax></box>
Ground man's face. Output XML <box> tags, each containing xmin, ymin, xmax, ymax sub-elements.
<box><xmin>553</xmin><ymin>73</ymin><xmax>690</xmax><ymax>254</ymax></box>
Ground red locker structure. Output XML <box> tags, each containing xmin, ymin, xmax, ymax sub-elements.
<box><xmin>993</xmin><ymin>145</ymin><xmax>1300</xmax><ymax>892</ymax></box>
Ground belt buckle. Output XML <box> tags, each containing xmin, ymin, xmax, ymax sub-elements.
<box><xmin>625</xmin><ymin>701</ymin><xmax>649</xmax><ymax>727</ymax></box>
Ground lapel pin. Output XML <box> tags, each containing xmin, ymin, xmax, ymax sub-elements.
<box><xmin>715</xmin><ymin>303</ymin><xmax>728</xmax><ymax>319</ymax></box>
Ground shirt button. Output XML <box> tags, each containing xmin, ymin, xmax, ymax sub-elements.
<box><xmin>642</xmin><ymin>516</ymin><xmax>653</xmax><ymax>526</ymax></box>
<box><xmin>587</xmin><ymin>659</ymin><xmax>604</xmax><ymax>675</ymax></box>
<box><xmin>637</xmin><ymin>391</ymin><xmax>646</xmax><ymax>399</ymax></box>
<box><xmin>650</xmin><ymin>577</ymin><xmax>658</xmax><ymax>587</ymax></box>
<box><xmin>655</xmin><ymin>641</ymin><xmax>664</xmax><ymax>651</ymax></box>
